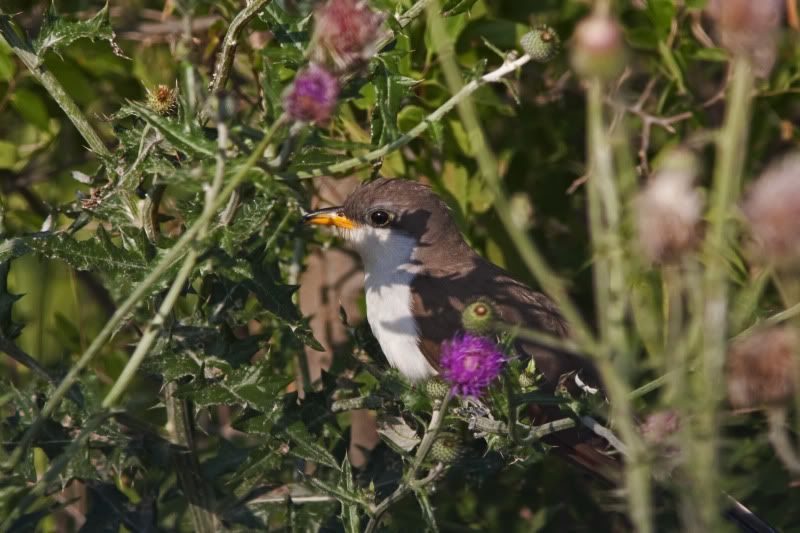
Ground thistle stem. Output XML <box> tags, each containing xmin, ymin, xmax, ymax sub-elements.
<box><xmin>694</xmin><ymin>56</ymin><xmax>754</xmax><ymax>530</ymax></box>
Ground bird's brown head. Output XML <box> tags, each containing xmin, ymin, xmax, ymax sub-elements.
<box><xmin>302</xmin><ymin>179</ymin><xmax>464</xmax><ymax>253</ymax></box>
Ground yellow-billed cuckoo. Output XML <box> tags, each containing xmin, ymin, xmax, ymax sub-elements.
<box><xmin>303</xmin><ymin>178</ymin><xmax>775</xmax><ymax>532</ymax></box>
<box><xmin>303</xmin><ymin>179</ymin><xmax>608</xmax><ymax>468</ymax></box>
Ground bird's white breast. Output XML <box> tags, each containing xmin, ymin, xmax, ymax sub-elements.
<box><xmin>344</xmin><ymin>225</ymin><xmax>437</xmax><ymax>382</ymax></box>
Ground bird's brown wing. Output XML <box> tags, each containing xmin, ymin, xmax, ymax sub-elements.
<box><xmin>410</xmin><ymin>256</ymin><xmax>618</xmax><ymax>484</ymax></box>
<box><xmin>409</xmin><ymin>256</ymin><xmax>596</xmax><ymax>389</ymax></box>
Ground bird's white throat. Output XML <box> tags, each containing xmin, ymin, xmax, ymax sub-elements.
<box><xmin>341</xmin><ymin>225</ymin><xmax>437</xmax><ymax>382</ymax></box>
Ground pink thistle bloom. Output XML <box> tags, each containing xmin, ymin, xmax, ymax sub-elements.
<box><xmin>311</xmin><ymin>0</ymin><xmax>387</xmax><ymax>73</ymax></box>
<box><xmin>283</xmin><ymin>65</ymin><xmax>340</xmax><ymax>124</ymax></box>
<box><xmin>440</xmin><ymin>333</ymin><xmax>505</xmax><ymax>397</ymax></box>
<box><xmin>743</xmin><ymin>152</ymin><xmax>800</xmax><ymax>267</ymax></box>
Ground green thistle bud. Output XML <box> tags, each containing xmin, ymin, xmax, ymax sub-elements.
<box><xmin>462</xmin><ymin>299</ymin><xmax>496</xmax><ymax>334</ymax></box>
<box><xmin>424</xmin><ymin>377</ymin><xmax>450</xmax><ymax>400</ymax></box>
<box><xmin>520</xmin><ymin>25</ymin><xmax>561</xmax><ymax>63</ymax></box>
<box><xmin>429</xmin><ymin>434</ymin><xmax>464</xmax><ymax>464</ymax></box>
<box><xmin>146</xmin><ymin>84</ymin><xmax>178</xmax><ymax>116</ymax></box>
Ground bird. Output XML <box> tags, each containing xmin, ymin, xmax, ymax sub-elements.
<box><xmin>302</xmin><ymin>178</ymin><xmax>609</xmax><ymax>468</ymax></box>
<box><xmin>303</xmin><ymin>178</ymin><xmax>775</xmax><ymax>532</ymax></box>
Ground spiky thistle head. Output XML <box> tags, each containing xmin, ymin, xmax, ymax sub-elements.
<box><xmin>440</xmin><ymin>333</ymin><xmax>505</xmax><ymax>397</ymax></box>
<box><xmin>310</xmin><ymin>0</ymin><xmax>387</xmax><ymax>73</ymax></box>
<box><xmin>283</xmin><ymin>64</ymin><xmax>340</xmax><ymax>124</ymax></box>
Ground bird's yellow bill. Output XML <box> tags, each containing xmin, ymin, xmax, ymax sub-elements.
<box><xmin>302</xmin><ymin>209</ymin><xmax>356</xmax><ymax>229</ymax></box>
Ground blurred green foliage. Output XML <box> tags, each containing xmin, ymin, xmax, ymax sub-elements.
<box><xmin>0</xmin><ymin>0</ymin><xmax>799</xmax><ymax>531</ymax></box>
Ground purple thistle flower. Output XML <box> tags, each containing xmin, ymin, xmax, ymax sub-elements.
<box><xmin>311</xmin><ymin>0</ymin><xmax>386</xmax><ymax>73</ymax></box>
<box><xmin>440</xmin><ymin>333</ymin><xmax>505</xmax><ymax>397</ymax></box>
<box><xmin>283</xmin><ymin>65</ymin><xmax>340</xmax><ymax>124</ymax></box>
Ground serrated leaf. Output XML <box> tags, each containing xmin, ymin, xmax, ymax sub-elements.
<box><xmin>120</xmin><ymin>101</ymin><xmax>216</xmax><ymax>158</ymax></box>
<box><xmin>0</xmin><ymin>228</ymin><xmax>149</xmax><ymax>278</ymax></box>
<box><xmin>177</xmin><ymin>357</ymin><xmax>289</xmax><ymax>409</ymax></box>
<box><xmin>285</xmin><ymin>421</ymin><xmax>341</xmax><ymax>470</ymax></box>
<box><xmin>304</xmin><ymin>475</ymin><xmax>366</xmax><ymax>507</ymax></box>
<box><xmin>340</xmin><ymin>455</ymin><xmax>360</xmax><ymax>533</ymax></box>
<box><xmin>33</xmin><ymin>3</ymin><xmax>122</xmax><ymax>60</ymax></box>
<box><xmin>245</xmin><ymin>258</ymin><xmax>301</xmax><ymax>324</ymax></box>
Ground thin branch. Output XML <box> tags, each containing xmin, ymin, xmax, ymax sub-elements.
<box><xmin>365</xmin><ymin>464</ymin><xmax>445</xmax><ymax>533</ymax></box>
<box><xmin>208</xmin><ymin>0</ymin><xmax>274</xmax><ymax>97</ymax></box>
<box><xmin>0</xmin><ymin>336</ymin><xmax>59</xmax><ymax>387</ymax></box>
<box><xmin>364</xmin><ymin>392</ymin><xmax>453</xmax><ymax>533</ymax></box>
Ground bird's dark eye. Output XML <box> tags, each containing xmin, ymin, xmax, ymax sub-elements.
<box><xmin>369</xmin><ymin>209</ymin><xmax>391</xmax><ymax>227</ymax></box>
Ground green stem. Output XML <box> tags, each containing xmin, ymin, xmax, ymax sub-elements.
<box><xmin>208</xmin><ymin>0</ymin><xmax>274</xmax><ymax>96</ymax></box>
<box><xmin>423</xmin><ymin>5</ymin><xmax>598</xmax><ymax>355</ymax></box>
<box><xmin>695</xmin><ymin>56</ymin><xmax>754</xmax><ymax>531</ymax></box>
<box><xmin>366</xmin><ymin>392</ymin><xmax>452</xmax><ymax>532</ymax></box>
<box><xmin>101</xmin><ymin>249</ymin><xmax>198</xmax><ymax>407</ymax></box>
<box><xmin>0</xmin><ymin>14</ymin><xmax>110</xmax><ymax>158</ymax></box>
<box><xmin>2</xmin><ymin>115</ymin><xmax>288</xmax><ymax>472</ymax></box>
<box><xmin>409</xmin><ymin>391</ymin><xmax>453</xmax><ymax>475</ymax></box>
<box><xmin>165</xmin><ymin>382</ymin><xmax>219</xmax><ymax>532</ymax></box>
<box><xmin>587</xmin><ymin>75</ymin><xmax>652</xmax><ymax>533</ymax></box>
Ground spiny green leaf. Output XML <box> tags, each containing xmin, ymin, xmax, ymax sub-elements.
<box><xmin>285</xmin><ymin>421</ymin><xmax>341</xmax><ymax>470</ymax></box>
<box><xmin>177</xmin><ymin>358</ymin><xmax>290</xmax><ymax>409</ymax></box>
<box><xmin>120</xmin><ymin>101</ymin><xmax>217</xmax><ymax>158</ymax></box>
<box><xmin>304</xmin><ymin>475</ymin><xmax>366</xmax><ymax>507</ymax></box>
<box><xmin>340</xmin><ymin>455</ymin><xmax>360</xmax><ymax>533</ymax></box>
<box><xmin>33</xmin><ymin>3</ymin><xmax>123</xmax><ymax>60</ymax></box>
<box><xmin>0</xmin><ymin>228</ymin><xmax>149</xmax><ymax>277</ymax></box>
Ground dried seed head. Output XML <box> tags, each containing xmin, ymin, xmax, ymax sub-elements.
<box><xmin>146</xmin><ymin>84</ymin><xmax>178</xmax><ymax>116</ymax></box>
<box><xmin>706</xmin><ymin>0</ymin><xmax>782</xmax><ymax>77</ymax></box>
<box><xmin>727</xmin><ymin>327</ymin><xmax>798</xmax><ymax>410</ymax></box>
<box><xmin>640</xmin><ymin>410</ymin><xmax>680</xmax><ymax>445</ymax></box>
<box><xmin>743</xmin><ymin>153</ymin><xmax>800</xmax><ymax>268</ymax></box>
<box><xmin>310</xmin><ymin>0</ymin><xmax>387</xmax><ymax>74</ymax></box>
<box><xmin>283</xmin><ymin>64</ymin><xmax>340</xmax><ymax>124</ymax></box>
<box><xmin>571</xmin><ymin>15</ymin><xmax>625</xmax><ymax>80</ymax></box>
<box><xmin>635</xmin><ymin>150</ymin><xmax>703</xmax><ymax>264</ymax></box>
<box><xmin>520</xmin><ymin>25</ymin><xmax>561</xmax><ymax>63</ymax></box>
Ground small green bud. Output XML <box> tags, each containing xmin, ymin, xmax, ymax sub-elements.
<box><xmin>424</xmin><ymin>377</ymin><xmax>450</xmax><ymax>400</ymax></box>
<box><xmin>520</xmin><ymin>25</ymin><xmax>561</xmax><ymax>63</ymax></box>
<box><xmin>429</xmin><ymin>434</ymin><xmax>464</xmax><ymax>464</ymax></box>
<box><xmin>462</xmin><ymin>298</ymin><xmax>496</xmax><ymax>334</ymax></box>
